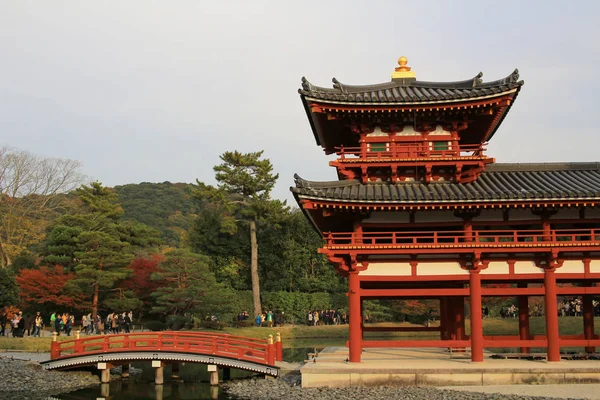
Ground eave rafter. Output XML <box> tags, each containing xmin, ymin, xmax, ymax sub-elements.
<box><xmin>308</xmin><ymin>93</ymin><xmax>514</xmax><ymax>115</ymax></box>
<box><xmin>299</xmin><ymin>199</ymin><xmax>600</xmax><ymax>212</ymax></box>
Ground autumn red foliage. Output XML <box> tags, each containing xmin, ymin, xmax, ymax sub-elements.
<box><xmin>16</xmin><ymin>265</ymin><xmax>82</xmax><ymax>309</ymax></box>
<box><xmin>121</xmin><ymin>254</ymin><xmax>165</xmax><ymax>308</ymax></box>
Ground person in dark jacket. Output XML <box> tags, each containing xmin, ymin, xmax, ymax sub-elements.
<box><xmin>54</xmin><ymin>313</ymin><xmax>62</xmax><ymax>335</ymax></box>
<box><xmin>0</xmin><ymin>311</ymin><xmax>6</xmax><ymax>336</ymax></box>
<box><xmin>17</xmin><ymin>312</ymin><xmax>25</xmax><ymax>337</ymax></box>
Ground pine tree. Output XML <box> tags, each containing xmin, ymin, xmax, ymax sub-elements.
<box><xmin>45</xmin><ymin>182</ymin><xmax>137</xmax><ymax>317</ymax></box>
<box><xmin>192</xmin><ymin>150</ymin><xmax>286</xmax><ymax>317</ymax></box>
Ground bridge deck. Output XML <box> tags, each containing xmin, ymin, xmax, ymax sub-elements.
<box><xmin>42</xmin><ymin>331</ymin><xmax>281</xmax><ymax>377</ymax></box>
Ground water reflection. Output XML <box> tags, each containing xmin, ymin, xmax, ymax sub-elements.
<box><xmin>51</xmin><ymin>380</ymin><xmax>228</xmax><ymax>400</ymax></box>
<box><xmin>48</xmin><ymin>345</ymin><xmax>336</xmax><ymax>400</ymax></box>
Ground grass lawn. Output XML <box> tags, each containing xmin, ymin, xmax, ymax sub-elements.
<box><xmin>2</xmin><ymin>317</ymin><xmax>597</xmax><ymax>352</ymax></box>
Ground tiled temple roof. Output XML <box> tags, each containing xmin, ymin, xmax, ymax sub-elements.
<box><xmin>291</xmin><ymin>163</ymin><xmax>600</xmax><ymax>204</ymax></box>
<box><xmin>299</xmin><ymin>70</ymin><xmax>524</xmax><ymax>105</ymax></box>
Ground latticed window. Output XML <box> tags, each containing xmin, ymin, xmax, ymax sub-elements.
<box><xmin>432</xmin><ymin>141</ymin><xmax>449</xmax><ymax>151</ymax></box>
<box><xmin>369</xmin><ymin>143</ymin><xmax>388</xmax><ymax>152</ymax></box>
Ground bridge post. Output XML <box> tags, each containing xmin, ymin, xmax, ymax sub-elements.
<box><xmin>51</xmin><ymin>332</ymin><xmax>60</xmax><ymax>359</ymax></box>
<box><xmin>208</xmin><ymin>364</ymin><xmax>219</xmax><ymax>386</ymax></box>
<box><xmin>97</xmin><ymin>362</ymin><xmax>114</xmax><ymax>383</ymax></box>
<box><xmin>267</xmin><ymin>335</ymin><xmax>275</xmax><ymax>365</ymax></box>
<box><xmin>276</xmin><ymin>332</ymin><xmax>283</xmax><ymax>362</ymax></box>
<box><xmin>152</xmin><ymin>360</ymin><xmax>165</xmax><ymax>385</ymax></box>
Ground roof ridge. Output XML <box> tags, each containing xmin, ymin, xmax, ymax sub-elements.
<box><xmin>300</xmin><ymin>70</ymin><xmax>523</xmax><ymax>95</ymax></box>
<box><xmin>487</xmin><ymin>162</ymin><xmax>600</xmax><ymax>172</ymax></box>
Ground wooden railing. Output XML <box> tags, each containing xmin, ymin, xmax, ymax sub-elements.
<box><xmin>50</xmin><ymin>331</ymin><xmax>282</xmax><ymax>366</ymax></box>
<box><xmin>324</xmin><ymin>228</ymin><xmax>600</xmax><ymax>248</ymax></box>
<box><xmin>334</xmin><ymin>143</ymin><xmax>487</xmax><ymax>160</ymax></box>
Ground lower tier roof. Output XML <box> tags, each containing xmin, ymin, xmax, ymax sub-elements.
<box><xmin>291</xmin><ymin>163</ymin><xmax>600</xmax><ymax>204</ymax></box>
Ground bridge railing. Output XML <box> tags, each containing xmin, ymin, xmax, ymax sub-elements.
<box><xmin>50</xmin><ymin>331</ymin><xmax>282</xmax><ymax>366</ymax></box>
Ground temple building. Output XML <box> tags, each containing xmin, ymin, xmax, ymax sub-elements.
<box><xmin>291</xmin><ymin>57</ymin><xmax>600</xmax><ymax>363</ymax></box>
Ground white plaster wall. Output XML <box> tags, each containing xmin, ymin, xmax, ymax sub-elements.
<box><xmin>480</xmin><ymin>261</ymin><xmax>509</xmax><ymax>275</ymax></box>
<box><xmin>589</xmin><ymin>260</ymin><xmax>600</xmax><ymax>273</ymax></box>
<box><xmin>514</xmin><ymin>261</ymin><xmax>544</xmax><ymax>274</ymax></box>
<box><xmin>556</xmin><ymin>260</ymin><xmax>584</xmax><ymax>274</ymax></box>
<box><xmin>417</xmin><ymin>262</ymin><xmax>468</xmax><ymax>276</ymax></box>
<box><xmin>359</xmin><ymin>262</ymin><xmax>412</xmax><ymax>276</ymax></box>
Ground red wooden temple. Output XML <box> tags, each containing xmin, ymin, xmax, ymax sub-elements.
<box><xmin>292</xmin><ymin>57</ymin><xmax>600</xmax><ymax>363</ymax></box>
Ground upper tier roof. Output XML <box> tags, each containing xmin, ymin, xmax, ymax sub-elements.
<box><xmin>291</xmin><ymin>163</ymin><xmax>600</xmax><ymax>204</ymax></box>
<box><xmin>299</xmin><ymin>69</ymin><xmax>524</xmax><ymax>104</ymax></box>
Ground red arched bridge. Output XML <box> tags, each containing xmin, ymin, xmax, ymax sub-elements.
<box><xmin>41</xmin><ymin>331</ymin><xmax>282</xmax><ymax>379</ymax></box>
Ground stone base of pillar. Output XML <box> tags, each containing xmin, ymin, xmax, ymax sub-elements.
<box><xmin>97</xmin><ymin>362</ymin><xmax>114</xmax><ymax>383</ymax></box>
<box><xmin>208</xmin><ymin>364</ymin><xmax>219</xmax><ymax>386</ymax></box>
<box><xmin>152</xmin><ymin>360</ymin><xmax>166</xmax><ymax>385</ymax></box>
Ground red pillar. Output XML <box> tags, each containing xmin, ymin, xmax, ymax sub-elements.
<box><xmin>348</xmin><ymin>271</ymin><xmax>362</xmax><ymax>362</ymax></box>
<box><xmin>518</xmin><ymin>282</ymin><xmax>530</xmax><ymax>354</ymax></box>
<box><xmin>583</xmin><ymin>293</ymin><xmax>595</xmax><ymax>353</ymax></box>
<box><xmin>544</xmin><ymin>268</ymin><xmax>560</xmax><ymax>362</ymax></box>
<box><xmin>469</xmin><ymin>270</ymin><xmax>483</xmax><ymax>362</ymax></box>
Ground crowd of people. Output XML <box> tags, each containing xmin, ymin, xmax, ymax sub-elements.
<box><xmin>0</xmin><ymin>310</ymin><xmax>134</xmax><ymax>337</ymax></box>
<box><xmin>236</xmin><ymin>310</ymin><xmax>286</xmax><ymax>327</ymax></box>
<box><xmin>306</xmin><ymin>309</ymin><xmax>347</xmax><ymax>326</ymax></box>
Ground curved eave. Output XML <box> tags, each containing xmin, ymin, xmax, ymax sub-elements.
<box><xmin>302</xmin><ymin>88</ymin><xmax>518</xmax><ymax>107</ymax></box>
<box><xmin>292</xmin><ymin>189</ymin><xmax>323</xmax><ymax>235</ymax></box>
<box><xmin>300</xmin><ymin>93</ymin><xmax>322</xmax><ymax>146</ymax></box>
<box><xmin>484</xmin><ymin>85</ymin><xmax>522</xmax><ymax>141</ymax></box>
<box><xmin>294</xmin><ymin>193</ymin><xmax>600</xmax><ymax>206</ymax></box>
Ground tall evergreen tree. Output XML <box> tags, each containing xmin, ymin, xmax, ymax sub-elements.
<box><xmin>192</xmin><ymin>151</ymin><xmax>286</xmax><ymax>317</ymax></box>
<box><xmin>45</xmin><ymin>182</ymin><xmax>142</xmax><ymax>317</ymax></box>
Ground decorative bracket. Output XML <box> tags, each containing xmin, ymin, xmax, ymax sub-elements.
<box><xmin>460</xmin><ymin>251</ymin><xmax>489</xmax><ymax>272</ymax></box>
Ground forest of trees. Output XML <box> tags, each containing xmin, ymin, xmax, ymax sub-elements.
<box><xmin>0</xmin><ymin>146</ymin><xmax>360</xmax><ymax>328</ymax></box>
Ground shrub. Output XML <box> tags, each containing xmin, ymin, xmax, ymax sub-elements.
<box><xmin>143</xmin><ymin>320</ymin><xmax>166</xmax><ymax>331</ymax></box>
<box><xmin>200</xmin><ymin>320</ymin><xmax>227</xmax><ymax>330</ymax></box>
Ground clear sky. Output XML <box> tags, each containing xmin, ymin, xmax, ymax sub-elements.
<box><xmin>1</xmin><ymin>1</ymin><xmax>599</xmax><ymax>203</ymax></box>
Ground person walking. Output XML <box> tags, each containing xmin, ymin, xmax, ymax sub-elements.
<box><xmin>33</xmin><ymin>312</ymin><xmax>43</xmax><ymax>337</ymax></box>
<box><xmin>54</xmin><ymin>313</ymin><xmax>62</xmax><ymax>336</ymax></box>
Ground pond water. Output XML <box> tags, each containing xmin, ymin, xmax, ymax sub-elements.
<box><xmin>48</xmin><ymin>346</ymin><xmax>334</xmax><ymax>400</ymax></box>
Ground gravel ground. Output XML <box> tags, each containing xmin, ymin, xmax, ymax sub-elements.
<box><xmin>0</xmin><ymin>350</ymin><xmax>51</xmax><ymax>362</ymax></box>
<box><xmin>0</xmin><ymin>357</ymin><xmax>99</xmax><ymax>400</ymax></box>
<box><xmin>442</xmin><ymin>385</ymin><xmax>600</xmax><ymax>400</ymax></box>
<box><xmin>223</xmin><ymin>372</ymin><xmax>590</xmax><ymax>400</ymax></box>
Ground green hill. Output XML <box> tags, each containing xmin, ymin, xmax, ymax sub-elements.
<box><xmin>114</xmin><ymin>182</ymin><xmax>198</xmax><ymax>246</ymax></box>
